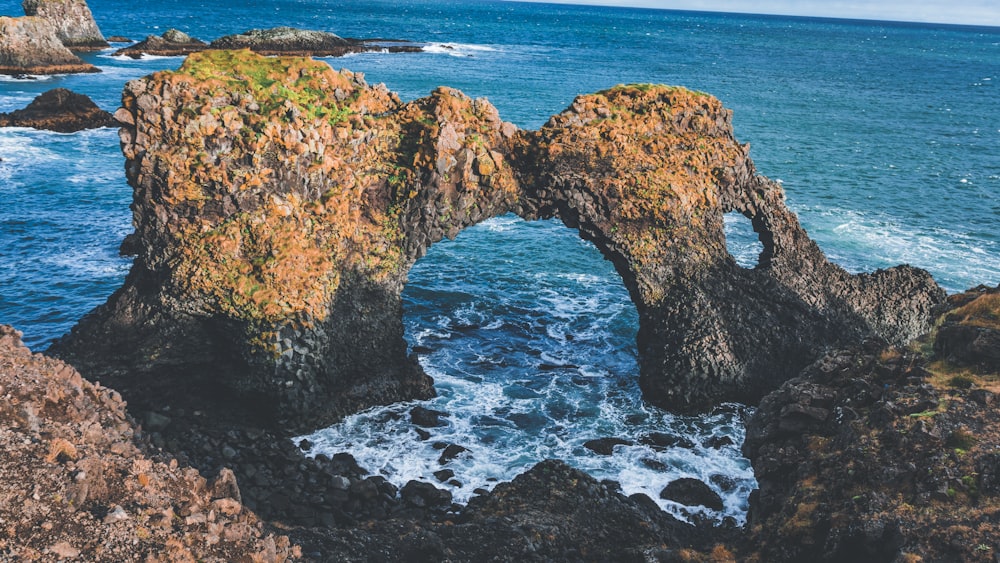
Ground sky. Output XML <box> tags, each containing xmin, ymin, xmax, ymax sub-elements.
<box><xmin>512</xmin><ymin>0</ymin><xmax>1000</xmax><ymax>27</ymax></box>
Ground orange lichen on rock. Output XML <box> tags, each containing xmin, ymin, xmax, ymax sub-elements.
<box><xmin>53</xmin><ymin>50</ymin><xmax>943</xmax><ymax>427</ymax></box>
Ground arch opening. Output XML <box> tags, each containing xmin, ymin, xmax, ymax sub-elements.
<box><xmin>299</xmin><ymin>214</ymin><xmax>756</xmax><ymax>524</ymax></box>
<box><xmin>724</xmin><ymin>211</ymin><xmax>767</xmax><ymax>269</ymax></box>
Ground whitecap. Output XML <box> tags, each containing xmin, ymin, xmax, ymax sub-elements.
<box><xmin>423</xmin><ymin>42</ymin><xmax>500</xmax><ymax>57</ymax></box>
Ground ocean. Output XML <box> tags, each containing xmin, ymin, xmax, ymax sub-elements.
<box><xmin>1</xmin><ymin>0</ymin><xmax>997</xmax><ymax>524</ymax></box>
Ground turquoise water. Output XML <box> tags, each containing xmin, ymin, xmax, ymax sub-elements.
<box><xmin>1</xmin><ymin>0</ymin><xmax>997</xmax><ymax>523</ymax></box>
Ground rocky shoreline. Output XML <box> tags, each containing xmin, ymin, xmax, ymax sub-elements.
<box><xmin>113</xmin><ymin>26</ymin><xmax>423</xmax><ymax>59</ymax></box>
<box><xmin>3</xmin><ymin>284</ymin><xmax>997</xmax><ymax>560</ymax></box>
<box><xmin>1</xmin><ymin>43</ymin><xmax>998</xmax><ymax>561</ymax></box>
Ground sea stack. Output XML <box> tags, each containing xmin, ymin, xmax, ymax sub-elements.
<box><xmin>0</xmin><ymin>16</ymin><xmax>99</xmax><ymax>75</ymax></box>
<box><xmin>22</xmin><ymin>0</ymin><xmax>109</xmax><ymax>51</ymax></box>
<box><xmin>0</xmin><ymin>88</ymin><xmax>118</xmax><ymax>132</ymax></box>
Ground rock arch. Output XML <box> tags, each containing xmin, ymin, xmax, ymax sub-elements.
<box><xmin>51</xmin><ymin>50</ymin><xmax>944</xmax><ymax>430</ymax></box>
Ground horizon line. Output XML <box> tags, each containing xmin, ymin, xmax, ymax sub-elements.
<box><xmin>503</xmin><ymin>0</ymin><xmax>1000</xmax><ymax>29</ymax></box>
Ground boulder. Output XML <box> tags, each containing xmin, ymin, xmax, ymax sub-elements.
<box><xmin>410</xmin><ymin>405</ymin><xmax>449</xmax><ymax>428</ymax></box>
<box><xmin>583</xmin><ymin>437</ymin><xmax>633</xmax><ymax>455</ymax></box>
<box><xmin>659</xmin><ymin>478</ymin><xmax>724</xmax><ymax>511</ymax></box>
<box><xmin>0</xmin><ymin>88</ymin><xmax>117</xmax><ymax>132</ymax></box>
<box><xmin>112</xmin><ymin>28</ymin><xmax>207</xmax><ymax>58</ymax></box>
<box><xmin>0</xmin><ymin>16</ymin><xmax>99</xmax><ymax>75</ymax></box>
<box><xmin>22</xmin><ymin>0</ymin><xmax>108</xmax><ymax>51</ymax></box>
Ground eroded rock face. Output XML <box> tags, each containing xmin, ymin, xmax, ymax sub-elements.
<box><xmin>51</xmin><ymin>50</ymin><xmax>944</xmax><ymax>430</ymax></box>
<box><xmin>0</xmin><ymin>88</ymin><xmax>117</xmax><ymax>132</ymax></box>
<box><xmin>742</xmin><ymin>339</ymin><xmax>1000</xmax><ymax>561</ymax></box>
<box><xmin>0</xmin><ymin>16</ymin><xmax>99</xmax><ymax>75</ymax></box>
<box><xmin>22</xmin><ymin>0</ymin><xmax>108</xmax><ymax>51</ymax></box>
<box><xmin>0</xmin><ymin>325</ymin><xmax>299</xmax><ymax>560</ymax></box>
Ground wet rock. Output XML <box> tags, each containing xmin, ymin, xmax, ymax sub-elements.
<box><xmin>584</xmin><ymin>437</ymin><xmax>633</xmax><ymax>455</ymax></box>
<box><xmin>703</xmin><ymin>435</ymin><xmax>735</xmax><ymax>449</ymax></box>
<box><xmin>433</xmin><ymin>469</ymin><xmax>454</xmax><ymax>482</ymax></box>
<box><xmin>640</xmin><ymin>458</ymin><xmax>667</xmax><ymax>471</ymax></box>
<box><xmin>0</xmin><ymin>17</ymin><xmax>99</xmax><ymax>75</ymax></box>
<box><xmin>0</xmin><ymin>88</ymin><xmax>116</xmax><ymax>132</ymax></box>
<box><xmin>640</xmin><ymin>432</ymin><xmax>696</xmax><ymax>450</ymax></box>
<box><xmin>410</xmin><ymin>406</ymin><xmax>449</xmax><ymax>428</ymax></box>
<box><xmin>437</xmin><ymin>444</ymin><xmax>468</xmax><ymax>465</ymax></box>
<box><xmin>659</xmin><ymin>478</ymin><xmax>724</xmax><ymax>511</ymax></box>
<box><xmin>709</xmin><ymin>473</ymin><xmax>738</xmax><ymax>492</ymax></box>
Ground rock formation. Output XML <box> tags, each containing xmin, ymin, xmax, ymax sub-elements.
<box><xmin>21</xmin><ymin>0</ymin><xmax>108</xmax><ymax>51</ymax></box>
<box><xmin>934</xmin><ymin>284</ymin><xmax>1000</xmax><ymax>372</ymax></box>
<box><xmin>112</xmin><ymin>28</ymin><xmax>207</xmax><ymax>58</ymax></box>
<box><xmin>51</xmin><ymin>50</ymin><xmax>944</xmax><ymax>430</ymax></box>
<box><xmin>210</xmin><ymin>26</ymin><xmax>421</xmax><ymax>56</ymax></box>
<box><xmin>742</xmin><ymin>328</ymin><xmax>1000</xmax><ymax>561</ymax></box>
<box><xmin>0</xmin><ymin>88</ymin><xmax>117</xmax><ymax>132</ymax></box>
<box><xmin>114</xmin><ymin>26</ymin><xmax>423</xmax><ymax>58</ymax></box>
<box><xmin>0</xmin><ymin>16</ymin><xmax>99</xmax><ymax>75</ymax></box>
<box><xmin>0</xmin><ymin>326</ymin><xmax>298</xmax><ymax>560</ymax></box>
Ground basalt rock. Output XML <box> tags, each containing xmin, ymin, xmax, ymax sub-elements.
<box><xmin>210</xmin><ymin>26</ymin><xmax>422</xmax><ymax>57</ymax></box>
<box><xmin>742</xmin><ymin>336</ymin><xmax>1000</xmax><ymax>561</ymax></box>
<box><xmin>0</xmin><ymin>16</ymin><xmax>99</xmax><ymax>75</ymax></box>
<box><xmin>112</xmin><ymin>29</ymin><xmax>208</xmax><ymax>58</ymax></box>
<box><xmin>0</xmin><ymin>88</ymin><xmax>117</xmax><ymax>132</ymax></box>
<box><xmin>934</xmin><ymin>284</ymin><xmax>1000</xmax><ymax>372</ymax></box>
<box><xmin>51</xmin><ymin>50</ymin><xmax>944</xmax><ymax>431</ymax></box>
<box><xmin>22</xmin><ymin>0</ymin><xmax>108</xmax><ymax>51</ymax></box>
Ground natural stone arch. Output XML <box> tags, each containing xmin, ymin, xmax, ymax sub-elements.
<box><xmin>51</xmin><ymin>50</ymin><xmax>944</xmax><ymax>431</ymax></box>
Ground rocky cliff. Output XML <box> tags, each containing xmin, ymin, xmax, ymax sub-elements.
<box><xmin>51</xmin><ymin>49</ymin><xmax>944</xmax><ymax>430</ymax></box>
<box><xmin>21</xmin><ymin>0</ymin><xmax>108</xmax><ymax>51</ymax></box>
<box><xmin>0</xmin><ymin>326</ymin><xmax>298</xmax><ymax>561</ymax></box>
<box><xmin>742</xmin><ymin>286</ymin><xmax>1000</xmax><ymax>561</ymax></box>
<box><xmin>0</xmin><ymin>88</ymin><xmax>117</xmax><ymax>132</ymax></box>
<box><xmin>0</xmin><ymin>16</ymin><xmax>99</xmax><ymax>75</ymax></box>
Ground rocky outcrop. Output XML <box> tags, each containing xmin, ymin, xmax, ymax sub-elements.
<box><xmin>112</xmin><ymin>28</ymin><xmax>207</xmax><ymax>58</ymax></box>
<box><xmin>935</xmin><ymin>284</ymin><xmax>1000</xmax><ymax>372</ymax></box>
<box><xmin>0</xmin><ymin>88</ymin><xmax>117</xmax><ymax>132</ymax></box>
<box><xmin>0</xmin><ymin>16</ymin><xmax>99</xmax><ymax>75</ymax></box>
<box><xmin>51</xmin><ymin>50</ymin><xmax>943</xmax><ymax>431</ymax></box>
<box><xmin>114</xmin><ymin>27</ymin><xmax>422</xmax><ymax>58</ymax></box>
<box><xmin>210</xmin><ymin>27</ymin><xmax>421</xmax><ymax>56</ymax></box>
<box><xmin>21</xmin><ymin>0</ymin><xmax>108</xmax><ymax>51</ymax></box>
<box><xmin>742</xmin><ymin>335</ymin><xmax>1000</xmax><ymax>561</ymax></box>
<box><xmin>0</xmin><ymin>325</ymin><xmax>299</xmax><ymax>561</ymax></box>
